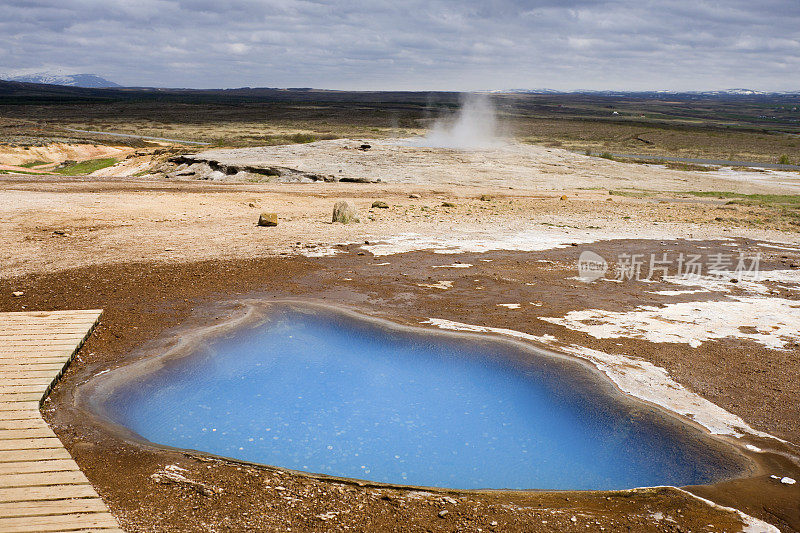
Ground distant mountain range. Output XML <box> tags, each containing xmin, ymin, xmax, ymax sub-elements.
<box><xmin>4</xmin><ymin>72</ymin><xmax>120</xmax><ymax>88</ymax></box>
<box><xmin>0</xmin><ymin>74</ymin><xmax>796</xmax><ymax>97</ymax></box>
<box><xmin>498</xmin><ymin>88</ymin><xmax>800</xmax><ymax>96</ymax></box>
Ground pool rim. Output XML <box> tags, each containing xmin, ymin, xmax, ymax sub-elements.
<box><xmin>72</xmin><ymin>297</ymin><xmax>766</xmax><ymax>494</ymax></box>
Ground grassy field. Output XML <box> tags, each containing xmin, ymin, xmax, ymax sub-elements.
<box><xmin>608</xmin><ymin>189</ymin><xmax>800</xmax><ymax>229</ymax></box>
<box><xmin>53</xmin><ymin>158</ymin><xmax>118</xmax><ymax>175</ymax></box>
<box><xmin>1</xmin><ymin>81</ymin><xmax>799</xmax><ymax>163</ymax></box>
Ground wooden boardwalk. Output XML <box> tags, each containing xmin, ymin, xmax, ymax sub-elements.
<box><xmin>0</xmin><ymin>310</ymin><xmax>123</xmax><ymax>532</ymax></box>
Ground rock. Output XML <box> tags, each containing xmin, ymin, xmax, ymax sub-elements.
<box><xmin>257</xmin><ymin>213</ymin><xmax>278</xmax><ymax>227</ymax></box>
<box><xmin>150</xmin><ymin>470</ymin><xmax>221</xmax><ymax>496</ymax></box>
<box><xmin>441</xmin><ymin>201</ymin><xmax>456</xmax><ymax>208</ymax></box>
<box><xmin>12</xmin><ymin>291</ymin><xmax>24</xmax><ymax>297</ymax></box>
<box><xmin>560</xmin><ymin>195</ymin><xmax>568</xmax><ymax>200</ymax></box>
<box><xmin>409</xmin><ymin>193</ymin><xmax>421</xmax><ymax>199</ymax></box>
<box><xmin>438</xmin><ymin>510</ymin><xmax>449</xmax><ymax>518</ymax></box>
<box><xmin>371</xmin><ymin>201</ymin><xmax>389</xmax><ymax>209</ymax></box>
<box><xmin>781</xmin><ymin>476</ymin><xmax>796</xmax><ymax>484</ymax></box>
<box><xmin>206</xmin><ymin>170</ymin><xmax>227</xmax><ymax>181</ymax></box>
<box><xmin>332</xmin><ymin>201</ymin><xmax>360</xmax><ymax>224</ymax></box>
<box><xmin>479</xmin><ymin>195</ymin><xmax>493</xmax><ymax>201</ymax></box>
<box><xmin>359</xmin><ymin>144</ymin><xmax>371</xmax><ymax>150</ymax></box>
<box><xmin>339</xmin><ymin>177</ymin><xmax>376</xmax><ymax>183</ymax></box>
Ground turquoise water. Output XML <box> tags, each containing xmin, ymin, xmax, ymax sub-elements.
<box><xmin>101</xmin><ymin>308</ymin><xmax>740</xmax><ymax>490</ymax></box>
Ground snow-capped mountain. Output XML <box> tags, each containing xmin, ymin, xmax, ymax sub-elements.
<box><xmin>6</xmin><ymin>72</ymin><xmax>120</xmax><ymax>88</ymax></box>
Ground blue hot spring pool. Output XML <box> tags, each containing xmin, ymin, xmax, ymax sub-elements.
<box><xmin>96</xmin><ymin>306</ymin><xmax>743</xmax><ymax>490</ymax></box>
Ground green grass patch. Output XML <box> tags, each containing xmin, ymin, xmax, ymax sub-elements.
<box><xmin>54</xmin><ymin>158</ymin><xmax>118</xmax><ymax>175</ymax></box>
<box><xmin>19</xmin><ymin>160</ymin><xmax>49</xmax><ymax>168</ymax></box>
<box><xmin>679</xmin><ymin>191</ymin><xmax>800</xmax><ymax>206</ymax></box>
<box><xmin>608</xmin><ymin>189</ymin><xmax>659</xmax><ymax>198</ymax></box>
<box><xmin>0</xmin><ymin>169</ymin><xmax>44</xmax><ymax>175</ymax></box>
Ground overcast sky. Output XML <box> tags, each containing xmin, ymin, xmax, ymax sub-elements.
<box><xmin>1</xmin><ymin>0</ymin><xmax>798</xmax><ymax>91</ymax></box>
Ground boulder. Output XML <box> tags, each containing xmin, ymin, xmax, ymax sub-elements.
<box><xmin>332</xmin><ymin>201</ymin><xmax>359</xmax><ymax>223</ymax></box>
<box><xmin>257</xmin><ymin>213</ymin><xmax>278</xmax><ymax>227</ymax></box>
<box><xmin>371</xmin><ymin>200</ymin><xmax>389</xmax><ymax>209</ymax></box>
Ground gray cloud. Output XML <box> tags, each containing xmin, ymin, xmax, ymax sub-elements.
<box><xmin>0</xmin><ymin>0</ymin><xmax>798</xmax><ymax>90</ymax></box>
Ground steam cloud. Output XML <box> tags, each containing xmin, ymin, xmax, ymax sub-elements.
<box><xmin>408</xmin><ymin>93</ymin><xmax>506</xmax><ymax>149</ymax></box>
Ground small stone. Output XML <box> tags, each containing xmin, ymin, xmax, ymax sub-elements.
<box><xmin>490</xmin><ymin>521</ymin><xmax>498</xmax><ymax>526</ymax></box>
<box><xmin>781</xmin><ymin>476</ymin><xmax>796</xmax><ymax>484</ymax></box>
<box><xmin>12</xmin><ymin>291</ymin><xmax>24</xmax><ymax>297</ymax></box>
<box><xmin>560</xmin><ymin>195</ymin><xmax>568</xmax><ymax>200</ymax></box>
<box><xmin>409</xmin><ymin>193</ymin><xmax>421</xmax><ymax>199</ymax></box>
<box><xmin>571</xmin><ymin>516</ymin><xmax>577</xmax><ymax>523</ymax></box>
<box><xmin>371</xmin><ymin>201</ymin><xmax>389</xmax><ymax>209</ymax></box>
<box><xmin>257</xmin><ymin>213</ymin><xmax>278</xmax><ymax>227</ymax></box>
<box><xmin>438</xmin><ymin>510</ymin><xmax>448</xmax><ymax>518</ymax></box>
<box><xmin>480</xmin><ymin>194</ymin><xmax>493</xmax><ymax>201</ymax></box>
<box><xmin>441</xmin><ymin>201</ymin><xmax>456</xmax><ymax>208</ymax></box>
<box><xmin>332</xmin><ymin>201</ymin><xmax>360</xmax><ymax>224</ymax></box>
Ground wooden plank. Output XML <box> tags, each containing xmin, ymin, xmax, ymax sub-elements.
<box><xmin>0</xmin><ymin>460</ymin><xmax>79</xmax><ymax>475</ymax></box>
<box><xmin>0</xmin><ymin>411</ymin><xmax>42</xmax><ymax>421</ymax></box>
<box><xmin>0</xmin><ymin>313</ymin><xmax>98</xmax><ymax>319</ymax></box>
<box><xmin>0</xmin><ymin>428</ymin><xmax>56</xmax><ymax>440</ymax></box>
<box><xmin>0</xmin><ymin>419</ymin><xmax>50</xmax><ymax>430</ymax></box>
<box><xmin>0</xmin><ymin>470</ymin><xmax>91</xmax><ymax>488</ymax></box>
<box><xmin>0</xmin><ymin>446</ymin><xmax>74</xmax><ymax>463</ymax></box>
<box><xmin>0</xmin><ymin>498</ymin><xmax>109</xmax><ymax>518</ymax></box>
<box><xmin>0</xmin><ymin>483</ymin><xmax>100</xmax><ymax>502</ymax></box>
<box><xmin>0</xmin><ymin>310</ymin><xmax>118</xmax><ymax>531</ymax></box>
<box><xmin>0</xmin><ymin>361</ymin><xmax>65</xmax><ymax>374</ymax></box>
<box><xmin>0</xmin><ymin>328</ymin><xmax>89</xmax><ymax>334</ymax></box>
<box><xmin>0</xmin><ymin>328</ymin><xmax>94</xmax><ymax>335</ymax></box>
<box><xmin>0</xmin><ymin>358</ymin><xmax>69</xmax><ymax>365</ymax></box>
<box><xmin>0</xmin><ymin>438</ymin><xmax>65</xmax><ymax>451</ymax></box>
<box><xmin>0</xmin><ymin>393</ymin><xmax>44</xmax><ymax>403</ymax></box>
<box><xmin>0</xmin><ymin>344</ymin><xmax>82</xmax><ymax>351</ymax></box>
<box><xmin>0</xmin><ymin>511</ymin><xmax>119</xmax><ymax>532</ymax></box>
<box><xmin>0</xmin><ymin>350</ymin><xmax>74</xmax><ymax>358</ymax></box>
<box><xmin>0</xmin><ymin>402</ymin><xmax>41</xmax><ymax>412</ymax></box>
<box><xmin>0</xmin><ymin>383</ymin><xmax>56</xmax><ymax>392</ymax></box>
<box><xmin>0</xmin><ymin>371</ymin><xmax>67</xmax><ymax>379</ymax></box>
<box><xmin>0</xmin><ymin>386</ymin><xmax>51</xmax><ymax>395</ymax></box>
<box><xmin>2</xmin><ymin>340</ymin><xmax>88</xmax><ymax>348</ymax></box>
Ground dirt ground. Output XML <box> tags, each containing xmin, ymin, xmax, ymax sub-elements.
<box><xmin>1</xmin><ymin>143</ymin><xmax>800</xmax><ymax>532</ymax></box>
